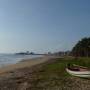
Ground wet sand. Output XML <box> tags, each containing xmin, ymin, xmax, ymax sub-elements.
<box><xmin>0</xmin><ymin>56</ymin><xmax>61</xmax><ymax>89</ymax></box>
<box><xmin>0</xmin><ymin>56</ymin><xmax>52</xmax><ymax>75</ymax></box>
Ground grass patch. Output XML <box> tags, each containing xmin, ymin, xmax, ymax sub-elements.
<box><xmin>30</xmin><ymin>57</ymin><xmax>90</xmax><ymax>90</ymax></box>
<box><xmin>39</xmin><ymin>57</ymin><xmax>90</xmax><ymax>77</ymax></box>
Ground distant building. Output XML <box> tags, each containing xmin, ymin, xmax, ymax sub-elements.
<box><xmin>53</xmin><ymin>51</ymin><xmax>71</xmax><ymax>56</ymax></box>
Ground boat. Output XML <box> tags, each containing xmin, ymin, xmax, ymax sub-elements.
<box><xmin>66</xmin><ymin>64</ymin><xmax>90</xmax><ymax>78</ymax></box>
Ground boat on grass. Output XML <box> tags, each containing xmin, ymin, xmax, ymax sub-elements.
<box><xmin>66</xmin><ymin>64</ymin><xmax>90</xmax><ymax>78</ymax></box>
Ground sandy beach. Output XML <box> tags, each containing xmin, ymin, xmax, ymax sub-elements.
<box><xmin>0</xmin><ymin>56</ymin><xmax>90</xmax><ymax>90</ymax></box>
<box><xmin>0</xmin><ymin>56</ymin><xmax>53</xmax><ymax>75</ymax></box>
<box><xmin>0</xmin><ymin>56</ymin><xmax>61</xmax><ymax>89</ymax></box>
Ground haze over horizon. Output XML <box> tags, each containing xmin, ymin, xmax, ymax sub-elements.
<box><xmin>0</xmin><ymin>0</ymin><xmax>90</xmax><ymax>53</ymax></box>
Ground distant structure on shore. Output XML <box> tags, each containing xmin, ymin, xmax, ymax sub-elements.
<box><xmin>15</xmin><ymin>51</ymin><xmax>45</xmax><ymax>55</ymax></box>
<box><xmin>15</xmin><ymin>50</ymin><xmax>71</xmax><ymax>56</ymax></box>
<box><xmin>52</xmin><ymin>51</ymin><xmax>71</xmax><ymax>56</ymax></box>
<box><xmin>15</xmin><ymin>51</ymin><xmax>34</xmax><ymax>55</ymax></box>
<box><xmin>45</xmin><ymin>51</ymin><xmax>71</xmax><ymax>56</ymax></box>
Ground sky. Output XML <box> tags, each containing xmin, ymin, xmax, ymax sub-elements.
<box><xmin>0</xmin><ymin>0</ymin><xmax>90</xmax><ymax>53</ymax></box>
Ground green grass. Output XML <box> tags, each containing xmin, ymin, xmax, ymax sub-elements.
<box><xmin>38</xmin><ymin>57</ymin><xmax>90</xmax><ymax>77</ymax></box>
<box><xmin>30</xmin><ymin>57</ymin><xmax>90</xmax><ymax>90</ymax></box>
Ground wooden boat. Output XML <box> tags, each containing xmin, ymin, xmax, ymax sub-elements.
<box><xmin>66</xmin><ymin>64</ymin><xmax>90</xmax><ymax>78</ymax></box>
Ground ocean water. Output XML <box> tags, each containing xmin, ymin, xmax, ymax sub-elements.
<box><xmin>0</xmin><ymin>54</ymin><xmax>42</xmax><ymax>67</ymax></box>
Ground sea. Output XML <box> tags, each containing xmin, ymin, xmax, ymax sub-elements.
<box><xmin>0</xmin><ymin>54</ymin><xmax>42</xmax><ymax>68</ymax></box>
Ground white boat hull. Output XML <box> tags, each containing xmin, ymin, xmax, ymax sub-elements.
<box><xmin>66</xmin><ymin>68</ymin><xmax>90</xmax><ymax>78</ymax></box>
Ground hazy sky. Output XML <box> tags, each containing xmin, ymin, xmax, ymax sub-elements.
<box><xmin>0</xmin><ymin>0</ymin><xmax>90</xmax><ymax>53</ymax></box>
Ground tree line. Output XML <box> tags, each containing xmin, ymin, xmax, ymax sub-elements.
<box><xmin>72</xmin><ymin>37</ymin><xmax>90</xmax><ymax>57</ymax></box>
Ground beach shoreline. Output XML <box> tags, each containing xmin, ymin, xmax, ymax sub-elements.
<box><xmin>0</xmin><ymin>55</ymin><xmax>59</xmax><ymax>75</ymax></box>
<box><xmin>0</xmin><ymin>55</ymin><xmax>62</xmax><ymax>89</ymax></box>
<box><xmin>0</xmin><ymin>56</ymin><xmax>90</xmax><ymax>90</ymax></box>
